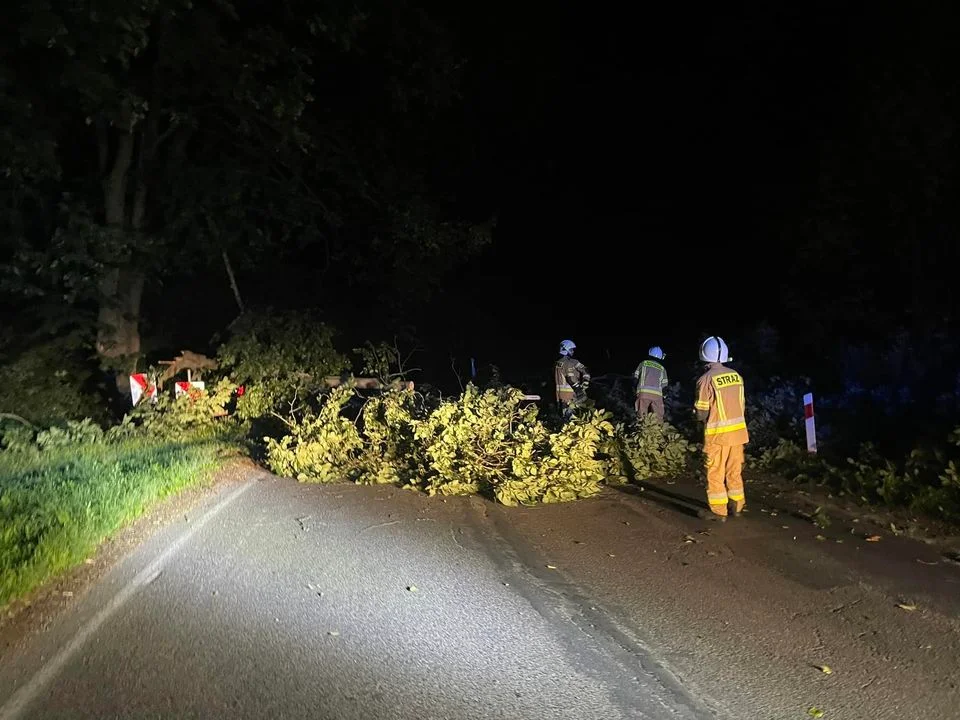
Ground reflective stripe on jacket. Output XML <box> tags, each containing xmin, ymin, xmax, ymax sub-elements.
<box><xmin>555</xmin><ymin>357</ymin><xmax>589</xmax><ymax>402</ymax></box>
<box><xmin>694</xmin><ymin>363</ymin><xmax>749</xmax><ymax>446</ymax></box>
<box><xmin>634</xmin><ymin>360</ymin><xmax>668</xmax><ymax>397</ymax></box>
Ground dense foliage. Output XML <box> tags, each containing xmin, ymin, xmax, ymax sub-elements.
<box><xmin>0</xmin><ymin>0</ymin><xmax>491</xmax><ymax>392</ymax></box>
<box><xmin>215</xmin><ymin>311</ymin><xmax>347</xmax><ymax>422</ymax></box>
<box><xmin>265</xmin><ymin>382</ymin><xmax>695</xmax><ymax>506</ymax></box>
<box><xmin>0</xmin><ymin>335</ymin><xmax>105</xmax><ymax>426</ymax></box>
<box><xmin>755</xmin><ymin>429</ymin><xmax>960</xmax><ymax>523</ymax></box>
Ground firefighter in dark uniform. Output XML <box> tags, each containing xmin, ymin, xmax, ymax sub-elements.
<box><xmin>554</xmin><ymin>339</ymin><xmax>590</xmax><ymax>421</ymax></box>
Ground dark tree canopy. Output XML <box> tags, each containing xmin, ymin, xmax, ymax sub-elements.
<box><xmin>1</xmin><ymin>1</ymin><xmax>958</xmax><ymax>407</ymax></box>
<box><xmin>0</xmin><ymin>0</ymin><xmax>492</xmax><ymax>393</ymax></box>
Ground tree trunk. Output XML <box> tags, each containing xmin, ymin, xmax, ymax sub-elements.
<box><xmin>96</xmin><ymin>268</ymin><xmax>146</xmax><ymax>390</ymax></box>
<box><xmin>96</xmin><ymin>102</ymin><xmax>145</xmax><ymax>396</ymax></box>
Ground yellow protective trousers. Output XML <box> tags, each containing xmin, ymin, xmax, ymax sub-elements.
<box><xmin>704</xmin><ymin>443</ymin><xmax>745</xmax><ymax>516</ymax></box>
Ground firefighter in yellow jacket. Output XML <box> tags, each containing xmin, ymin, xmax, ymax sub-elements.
<box><xmin>633</xmin><ymin>346</ymin><xmax>668</xmax><ymax>420</ymax></box>
<box><xmin>693</xmin><ymin>336</ymin><xmax>749</xmax><ymax>521</ymax></box>
<box><xmin>555</xmin><ymin>339</ymin><xmax>590</xmax><ymax>420</ymax></box>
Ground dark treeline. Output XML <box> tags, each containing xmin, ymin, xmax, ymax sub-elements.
<box><xmin>1</xmin><ymin>2</ymin><xmax>958</xmax><ymax>442</ymax></box>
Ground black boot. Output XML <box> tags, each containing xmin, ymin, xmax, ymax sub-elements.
<box><xmin>697</xmin><ymin>509</ymin><xmax>727</xmax><ymax>523</ymax></box>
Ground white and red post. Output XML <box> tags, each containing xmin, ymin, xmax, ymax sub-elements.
<box><xmin>803</xmin><ymin>392</ymin><xmax>817</xmax><ymax>454</ymax></box>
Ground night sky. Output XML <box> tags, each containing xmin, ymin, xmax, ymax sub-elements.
<box><xmin>406</xmin><ymin>4</ymin><xmax>861</xmax><ymax>383</ymax></box>
<box><xmin>6</xmin><ymin>2</ymin><xmax>958</xmax><ymax>396</ymax></box>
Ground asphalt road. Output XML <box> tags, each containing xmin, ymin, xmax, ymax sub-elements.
<box><xmin>0</xmin><ymin>473</ymin><xmax>714</xmax><ymax>720</ymax></box>
<box><xmin>502</xmin><ymin>481</ymin><xmax>960</xmax><ymax>720</ymax></box>
<box><xmin>3</xmin><ymin>469</ymin><xmax>960</xmax><ymax>720</ymax></box>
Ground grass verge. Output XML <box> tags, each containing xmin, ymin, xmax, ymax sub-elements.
<box><xmin>0</xmin><ymin>439</ymin><xmax>234</xmax><ymax>607</ymax></box>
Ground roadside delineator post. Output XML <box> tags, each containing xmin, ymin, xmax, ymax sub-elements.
<box><xmin>803</xmin><ymin>392</ymin><xmax>817</xmax><ymax>454</ymax></box>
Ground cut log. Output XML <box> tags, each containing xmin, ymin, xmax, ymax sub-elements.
<box><xmin>323</xmin><ymin>376</ymin><xmax>415</xmax><ymax>391</ymax></box>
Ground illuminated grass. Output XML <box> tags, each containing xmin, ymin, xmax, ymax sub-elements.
<box><xmin>0</xmin><ymin>440</ymin><xmax>230</xmax><ymax>607</ymax></box>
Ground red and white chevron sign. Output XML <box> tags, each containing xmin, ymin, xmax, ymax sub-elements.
<box><xmin>175</xmin><ymin>381</ymin><xmax>205</xmax><ymax>399</ymax></box>
<box><xmin>129</xmin><ymin>374</ymin><xmax>157</xmax><ymax>406</ymax></box>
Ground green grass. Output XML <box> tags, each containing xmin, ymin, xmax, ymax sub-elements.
<box><xmin>0</xmin><ymin>439</ymin><xmax>232</xmax><ymax>607</ymax></box>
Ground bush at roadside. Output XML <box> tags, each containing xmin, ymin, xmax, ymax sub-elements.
<box><xmin>0</xmin><ymin>336</ymin><xmax>105</xmax><ymax>426</ymax></box>
<box><xmin>1</xmin><ymin>379</ymin><xmax>242</xmax><ymax>453</ymax></box>
<box><xmin>215</xmin><ymin>311</ymin><xmax>348</xmax><ymax>423</ymax></box>
<box><xmin>755</xmin><ymin>428</ymin><xmax>960</xmax><ymax>523</ymax></box>
<box><xmin>109</xmin><ymin>379</ymin><xmax>242</xmax><ymax>443</ymax></box>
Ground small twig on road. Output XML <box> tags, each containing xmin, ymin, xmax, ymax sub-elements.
<box><xmin>358</xmin><ymin>519</ymin><xmax>402</xmax><ymax>534</ymax></box>
<box><xmin>450</xmin><ymin>526</ymin><xmax>465</xmax><ymax>550</ymax></box>
<box><xmin>830</xmin><ymin>598</ymin><xmax>864</xmax><ymax>614</ymax></box>
<box><xmin>861</xmin><ymin>677</ymin><xmax>876</xmax><ymax>690</ymax></box>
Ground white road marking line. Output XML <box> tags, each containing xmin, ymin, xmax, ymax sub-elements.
<box><xmin>0</xmin><ymin>479</ymin><xmax>256</xmax><ymax>720</ymax></box>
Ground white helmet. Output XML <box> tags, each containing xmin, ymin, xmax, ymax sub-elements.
<box><xmin>559</xmin><ymin>339</ymin><xmax>576</xmax><ymax>356</ymax></box>
<box><xmin>699</xmin><ymin>336</ymin><xmax>731</xmax><ymax>363</ymax></box>
<box><xmin>648</xmin><ymin>346</ymin><xmax>665</xmax><ymax>360</ymax></box>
